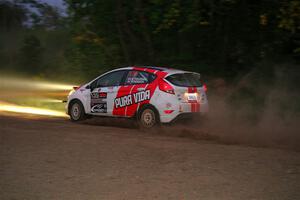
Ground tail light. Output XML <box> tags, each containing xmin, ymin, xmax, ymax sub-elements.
<box><xmin>159</xmin><ymin>79</ymin><xmax>175</xmax><ymax>95</ymax></box>
<box><xmin>203</xmin><ymin>83</ymin><xmax>207</xmax><ymax>92</ymax></box>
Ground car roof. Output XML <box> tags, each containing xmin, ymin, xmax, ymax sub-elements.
<box><xmin>85</xmin><ymin>66</ymin><xmax>200</xmax><ymax>86</ymax></box>
<box><xmin>115</xmin><ymin>66</ymin><xmax>194</xmax><ymax>75</ymax></box>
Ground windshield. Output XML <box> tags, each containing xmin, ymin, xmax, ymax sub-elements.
<box><xmin>165</xmin><ymin>73</ymin><xmax>202</xmax><ymax>87</ymax></box>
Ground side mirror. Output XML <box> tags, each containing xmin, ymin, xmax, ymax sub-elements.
<box><xmin>89</xmin><ymin>83</ymin><xmax>97</xmax><ymax>91</ymax></box>
<box><xmin>89</xmin><ymin>85</ymin><xmax>95</xmax><ymax>91</ymax></box>
<box><xmin>88</xmin><ymin>80</ymin><xmax>98</xmax><ymax>91</ymax></box>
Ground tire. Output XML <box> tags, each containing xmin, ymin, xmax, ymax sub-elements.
<box><xmin>137</xmin><ymin>106</ymin><xmax>159</xmax><ymax>129</ymax></box>
<box><xmin>69</xmin><ymin>100</ymin><xmax>87</xmax><ymax>122</ymax></box>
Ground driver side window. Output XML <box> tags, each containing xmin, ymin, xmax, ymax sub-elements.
<box><xmin>92</xmin><ymin>70</ymin><xmax>127</xmax><ymax>88</ymax></box>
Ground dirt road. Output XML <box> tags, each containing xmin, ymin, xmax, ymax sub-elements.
<box><xmin>0</xmin><ymin>114</ymin><xmax>299</xmax><ymax>200</ymax></box>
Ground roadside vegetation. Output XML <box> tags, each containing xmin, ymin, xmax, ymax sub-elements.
<box><xmin>0</xmin><ymin>0</ymin><xmax>299</xmax><ymax>123</ymax></box>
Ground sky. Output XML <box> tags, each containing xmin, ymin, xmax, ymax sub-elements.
<box><xmin>6</xmin><ymin>0</ymin><xmax>66</xmax><ymax>13</ymax></box>
<box><xmin>40</xmin><ymin>0</ymin><xmax>65</xmax><ymax>8</ymax></box>
<box><xmin>38</xmin><ymin>0</ymin><xmax>67</xmax><ymax>16</ymax></box>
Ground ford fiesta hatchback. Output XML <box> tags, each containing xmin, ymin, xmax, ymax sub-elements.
<box><xmin>66</xmin><ymin>66</ymin><xmax>208</xmax><ymax>128</ymax></box>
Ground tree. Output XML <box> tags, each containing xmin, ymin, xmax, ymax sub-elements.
<box><xmin>63</xmin><ymin>0</ymin><xmax>300</xmax><ymax>78</ymax></box>
<box><xmin>278</xmin><ymin>0</ymin><xmax>300</xmax><ymax>59</ymax></box>
<box><xmin>19</xmin><ymin>35</ymin><xmax>43</xmax><ymax>73</ymax></box>
<box><xmin>0</xmin><ymin>0</ymin><xmax>27</xmax><ymax>32</ymax></box>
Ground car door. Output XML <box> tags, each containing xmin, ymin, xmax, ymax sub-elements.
<box><xmin>89</xmin><ymin>70</ymin><xmax>127</xmax><ymax>116</ymax></box>
<box><xmin>112</xmin><ymin>70</ymin><xmax>156</xmax><ymax>117</ymax></box>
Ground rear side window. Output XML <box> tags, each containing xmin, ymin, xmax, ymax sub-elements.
<box><xmin>166</xmin><ymin>73</ymin><xmax>202</xmax><ymax>87</ymax></box>
<box><xmin>124</xmin><ymin>70</ymin><xmax>156</xmax><ymax>85</ymax></box>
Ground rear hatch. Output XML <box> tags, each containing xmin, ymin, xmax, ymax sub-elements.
<box><xmin>165</xmin><ymin>72</ymin><xmax>207</xmax><ymax>104</ymax></box>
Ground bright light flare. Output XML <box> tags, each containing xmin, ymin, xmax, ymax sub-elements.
<box><xmin>0</xmin><ymin>76</ymin><xmax>73</xmax><ymax>118</ymax></box>
<box><xmin>0</xmin><ymin>101</ymin><xmax>67</xmax><ymax>118</ymax></box>
<box><xmin>0</xmin><ymin>77</ymin><xmax>75</xmax><ymax>91</ymax></box>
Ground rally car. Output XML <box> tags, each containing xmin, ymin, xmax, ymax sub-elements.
<box><xmin>66</xmin><ymin>66</ymin><xmax>208</xmax><ymax>128</ymax></box>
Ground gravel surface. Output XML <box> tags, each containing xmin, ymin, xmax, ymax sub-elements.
<box><xmin>0</xmin><ymin>114</ymin><xmax>299</xmax><ymax>200</ymax></box>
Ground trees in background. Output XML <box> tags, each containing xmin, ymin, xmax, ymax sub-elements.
<box><xmin>65</xmin><ymin>0</ymin><xmax>299</xmax><ymax>79</ymax></box>
<box><xmin>0</xmin><ymin>0</ymin><xmax>71</xmax><ymax>79</ymax></box>
<box><xmin>18</xmin><ymin>35</ymin><xmax>43</xmax><ymax>73</ymax></box>
<box><xmin>278</xmin><ymin>0</ymin><xmax>300</xmax><ymax>58</ymax></box>
<box><xmin>0</xmin><ymin>0</ymin><xmax>299</xmax><ymax>80</ymax></box>
<box><xmin>0</xmin><ymin>0</ymin><xmax>27</xmax><ymax>32</ymax></box>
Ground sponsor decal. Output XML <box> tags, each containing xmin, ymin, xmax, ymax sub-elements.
<box><xmin>166</xmin><ymin>102</ymin><xmax>172</xmax><ymax>108</ymax></box>
<box><xmin>112</xmin><ymin>69</ymin><xmax>168</xmax><ymax>117</ymax></box>
<box><xmin>188</xmin><ymin>87</ymin><xmax>200</xmax><ymax>112</ymax></box>
<box><xmin>91</xmin><ymin>103</ymin><xmax>107</xmax><ymax>113</ymax></box>
<box><xmin>126</xmin><ymin>77</ymin><xmax>147</xmax><ymax>84</ymax></box>
<box><xmin>91</xmin><ymin>92</ymin><xmax>107</xmax><ymax>113</ymax></box>
<box><xmin>91</xmin><ymin>92</ymin><xmax>107</xmax><ymax>99</ymax></box>
<box><xmin>99</xmin><ymin>92</ymin><xmax>107</xmax><ymax>98</ymax></box>
<box><xmin>114</xmin><ymin>90</ymin><xmax>150</xmax><ymax>108</ymax></box>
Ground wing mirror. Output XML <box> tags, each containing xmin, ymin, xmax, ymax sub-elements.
<box><xmin>86</xmin><ymin>84</ymin><xmax>95</xmax><ymax>91</ymax></box>
<box><xmin>88</xmin><ymin>82</ymin><xmax>97</xmax><ymax>91</ymax></box>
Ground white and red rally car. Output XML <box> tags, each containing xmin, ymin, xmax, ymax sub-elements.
<box><xmin>66</xmin><ymin>66</ymin><xmax>208</xmax><ymax>128</ymax></box>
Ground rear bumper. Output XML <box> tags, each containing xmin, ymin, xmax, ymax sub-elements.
<box><xmin>160</xmin><ymin>102</ymin><xmax>208</xmax><ymax>123</ymax></box>
<box><xmin>170</xmin><ymin>112</ymin><xmax>205</xmax><ymax>123</ymax></box>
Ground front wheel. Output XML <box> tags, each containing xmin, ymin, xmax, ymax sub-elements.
<box><xmin>69</xmin><ymin>101</ymin><xmax>86</xmax><ymax>122</ymax></box>
<box><xmin>137</xmin><ymin>106</ymin><xmax>159</xmax><ymax>129</ymax></box>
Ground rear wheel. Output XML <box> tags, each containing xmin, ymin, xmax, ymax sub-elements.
<box><xmin>138</xmin><ymin>106</ymin><xmax>159</xmax><ymax>129</ymax></box>
<box><xmin>69</xmin><ymin>101</ymin><xmax>86</xmax><ymax>122</ymax></box>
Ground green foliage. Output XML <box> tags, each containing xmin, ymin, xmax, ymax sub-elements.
<box><xmin>18</xmin><ymin>35</ymin><xmax>43</xmax><ymax>73</ymax></box>
<box><xmin>279</xmin><ymin>0</ymin><xmax>300</xmax><ymax>33</ymax></box>
<box><xmin>0</xmin><ymin>1</ymin><xmax>27</xmax><ymax>31</ymax></box>
<box><xmin>63</xmin><ymin>0</ymin><xmax>299</xmax><ymax>79</ymax></box>
<box><xmin>278</xmin><ymin>0</ymin><xmax>300</xmax><ymax>58</ymax></box>
<box><xmin>0</xmin><ymin>0</ymin><xmax>299</xmax><ymax>81</ymax></box>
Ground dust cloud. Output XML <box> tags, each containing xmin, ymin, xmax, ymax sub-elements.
<box><xmin>168</xmin><ymin>65</ymin><xmax>300</xmax><ymax>151</ymax></box>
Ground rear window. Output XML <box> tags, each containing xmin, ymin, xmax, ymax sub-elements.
<box><xmin>165</xmin><ymin>73</ymin><xmax>202</xmax><ymax>87</ymax></box>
